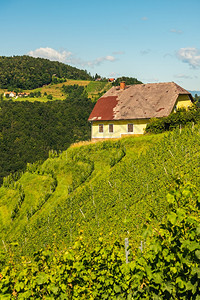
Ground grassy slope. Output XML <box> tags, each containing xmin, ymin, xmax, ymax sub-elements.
<box><xmin>1</xmin><ymin>124</ymin><xmax>200</xmax><ymax>256</ymax></box>
<box><xmin>0</xmin><ymin>80</ymin><xmax>111</xmax><ymax>102</ymax></box>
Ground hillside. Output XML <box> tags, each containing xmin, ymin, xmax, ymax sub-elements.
<box><xmin>0</xmin><ymin>55</ymin><xmax>92</xmax><ymax>90</ymax></box>
<box><xmin>0</xmin><ymin>79</ymin><xmax>112</xmax><ymax>102</ymax></box>
<box><xmin>0</xmin><ymin>94</ymin><xmax>94</xmax><ymax>184</ymax></box>
<box><xmin>0</xmin><ymin>123</ymin><xmax>200</xmax><ymax>257</ymax></box>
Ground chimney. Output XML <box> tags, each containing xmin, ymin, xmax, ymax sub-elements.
<box><xmin>120</xmin><ymin>81</ymin><xmax>126</xmax><ymax>90</ymax></box>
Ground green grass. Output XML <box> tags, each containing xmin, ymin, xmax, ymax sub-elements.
<box><xmin>86</xmin><ymin>81</ymin><xmax>111</xmax><ymax>93</ymax></box>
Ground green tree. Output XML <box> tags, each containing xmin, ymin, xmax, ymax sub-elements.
<box><xmin>0</xmin><ymin>55</ymin><xmax>93</xmax><ymax>90</ymax></box>
<box><xmin>47</xmin><ymin>94</ymin><xmax>53</xmax><ymax>100</ymax></box>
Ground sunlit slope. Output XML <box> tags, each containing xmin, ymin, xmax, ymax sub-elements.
<box><xmin>0</xmin><ymin>80</ymin><xmax>111</xmax><ymax>102</ymax></box>
<box><xmin>0</xmin><ymin>126</ymin><xmax>200</xmax><ymax>255</ymax></box>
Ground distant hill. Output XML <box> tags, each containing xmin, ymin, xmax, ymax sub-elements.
<box><xmin>0</xmin><ymin>55</ymin><xmax>92</xmax><ymax>90</ymax></box>
<box><xmin>189</xmin><ymin>90</ymin><xmax>200</xmax><ymax>97</ymax></box>
<box><xmin>113</xmin><ymin>76</ymin><xmax>142</xmax><ymax>86</ymax></box>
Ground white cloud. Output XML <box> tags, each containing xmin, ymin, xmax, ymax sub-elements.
<box><xmin>112</xmin><ymin>51</ymin><xmax>125</xmax><ymax>55</ymax></box>
<box><xmin>108</xmin><ymin>71</ymin><xmax>121</xmax><ymax>78</ymax></box>
<box><xmin>170</xmin><ymin>29</ymin><xmax>183</xmax><ymax>34</ymax></box>
<box><xmin>27</xmin><ymin>47</ymin><xmax>72</xmax><ymax>63</ymax></box>
<box><xmin>87</xmin><ymin>55</ymin><xmax>116</xmax><ymax>67</ymax></box>
<box><xmin>140</xmin><ymin>49</ymin><xmax>151</xmax><ymax>55</ymax></box>
<box><xmin>65</xmin><ymin>55</ymin><xmax>117</xmax><ymax>68</ymax></box>
<box><xmin>175</xmin><ymin>74</ymin><xmax>193</xmax><ymax>79</ymax></box>
<box><xmin>177</xmin><ymin>47</ymin><xmax>200</xmax><ymax>68</ymax></box>
<box><xmin>142</xmin><ymin>77</ymin><xmax>159</xmax><ymax>83</ymax></box>
<box><xmin>163</xmin><ymin>53</ymin><xmax>173</xmax><ymax>58</ymax></box>
<box><xmin>27</xmin><ymin>47</ymin><xmax>117</xmax><ymax>68</ymax></box>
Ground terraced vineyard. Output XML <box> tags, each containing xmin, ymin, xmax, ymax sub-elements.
<box><xmin>1</xmin><ymin>124</ymin><xmax>200</xmax><ymax>298</ymax></box>
<box><xmin>0</xmin><ymin>124</ymin><xmax>200</xmax><ymax>256</ymax></box>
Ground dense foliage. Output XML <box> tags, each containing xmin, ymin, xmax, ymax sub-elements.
<box><xmin>131</xmin><ymin>180</ymin><xmax>200</xmax><ymax>299</ymax></box>
<box><xmin>146</xmin><ymin>106</ymin><xmax>200</xmax><ymax>134</ymax></box>
<box><xmin>113</xmin><ymin>76</ymin><xmax>142</xmax><ymax>86</ymax></box>
<box><xmin>194</xmin><ymin>94</ymin><xmax>200</xmax><ymax>107</ymax></box>
<box><xmin>62</xmin><ymin>84</ymin><xmax>88</xmax><ymax>100</ymax></box>
<box><xmin>0</xmin><ymin>91</ymin><xmax>94</xmax><ymax>184</ymax></box>
<box><xmin>0</xmin><ymin>181</ymin><xmax>199</xmax><ymax>299</ymax></box>
<box><xmin>0</xmin><ymin>56</ymin><xmax>92</xmax><ymax>90</ymax></box>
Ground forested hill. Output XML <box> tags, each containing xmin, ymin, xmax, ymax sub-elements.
<box><xmin>0</xmin><ymin>90</ymin><xmax>94</xmax><ymax>184</ymax></box>
<box><xmin>0</xmin><ymin>55</ymin><xmax>92</xmax><ymax>89</ymax></box>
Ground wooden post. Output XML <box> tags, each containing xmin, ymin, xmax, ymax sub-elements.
<box><xmin>139</xmin><ymin>241</ymin><xmax>146</xmax><ymax>253</ymax></box>
<box><xmin>2</xmin><ymin>240</ymin><xmax>7</xmax><ymax>252</ymax></box>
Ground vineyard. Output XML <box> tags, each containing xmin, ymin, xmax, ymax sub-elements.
<box><xmin>0</xmin><ymin>124</ymin><xmax>200</xmax><ymax>298</ymax></box>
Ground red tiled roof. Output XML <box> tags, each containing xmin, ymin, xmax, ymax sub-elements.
<box><xmin>88</xmin><ymin>96</ymin><xmax>118</xmax><ymax>121</ymax></box>
<box><xmin>88</xmin><ymin>82</ymin><xmax>193</xmax><ymax>121</ymax></box>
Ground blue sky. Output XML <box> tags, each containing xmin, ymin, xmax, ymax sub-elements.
<box><xmin>1</xmin><ymin>0</ymin><xmax>200</xmax><ymax>90</ymax></box>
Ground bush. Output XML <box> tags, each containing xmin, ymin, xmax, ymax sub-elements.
<box><xmin>47</xmin><ymin>94</ymin><xmax>53</xmax><ymax>100</ymax></box>
<box><xmin>146</xmin><ymin>107</ymin><xmax>199</xmax><ymax>134</ymax></box>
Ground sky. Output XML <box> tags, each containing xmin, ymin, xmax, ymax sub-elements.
<box><xmin>1</xmin><ymin>0</ymin><xmax>200</xmax><ymax>90</ymax></box>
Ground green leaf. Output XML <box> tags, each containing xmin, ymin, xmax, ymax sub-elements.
<box><xmin>195</xmin><ymin>250</ymin><xmax>200</xmax><ymax>260</ymax></box>
<box><xmin>188</xmin><ymin>241</ymin><xmax>200</xmax><ymax>252</ymax></box>
<box><xmin>176</xmin><ymin>208</ymin><xmax>185</xmax><ymax>221</ymax></box>
<box><xmin>196</xmin><ymin>226</ymin><xmax>200</xmax><ymax>235</ymax></box>
<box><xmin>60</xmin><ymin>294</ymin><xmax>69</xmax><ymax>300</ymax></box>
<box><xmin>36</xmin><ymin>272</ymin><xmax>49</xmax><ymax>285</ymax></box>
<box><xmin>153</xmin><ymin>272</ymin><xmax>163</xmax><ymax>284</ymax></box>
<box><xmin>15</xmin><ymin>281</ymin><xmax>25</xmax><ymax>291</ymax></box>
<box><xmin>170</xmin><ymin>267</ymin><xmax>177</xmax><ymax>274</ymax></box>
<box><xmin>176</xmin><ymin>277</ymin><xmax>185</xmax><ymax>289</ymax></box>
<box><xmin>164</xmin><ymin>282</ymin><xmax>173</xmax><ymax>293</ymax></box>
<box><xmin>114</xmin><ymin>284</ymin><xmax>121</xmax><ymax>293</ymax></box>
<box><xmin>49</xmin><ymin>283</ymin><xmax>59</xmax><ymax>294</ymax></box>
<box><xmin>168</xmin><ymin>212</ymin><xmax>177</xmax><ymax>225</ymax></box>
<box><xmin>0</xmin><ymin>295</ymin><xmax>11</xmax><ymax>300</ymax></box>
<box><xmin>166</xmin><ymin>193</ymin><xmax>175</xmax><ymax>204</ymax></box>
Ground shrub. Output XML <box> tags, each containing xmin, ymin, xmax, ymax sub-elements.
<box><xmin>146</xmin><ymin>107</ymin><xmax>199</xmax><ymax>134</ymax></box>
<box><xmin>47</xmin><ymin>94</ymin><xmax>53</xmax><ymax>100</ymax></box>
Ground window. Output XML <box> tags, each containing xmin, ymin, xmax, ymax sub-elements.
<box><xmin>128</xmin><ymin>123</ymin><xmax>133</xmax><ymax>132</ymax></box>
<box><xmin>109</xmin><ymin>124</ymin><xmax>113</xmax><ymax>133</ymax></box>
<box><xmin>99</xmin><ymin>124</ymin><xmax>103</xmax><ymax>133</ymax></box>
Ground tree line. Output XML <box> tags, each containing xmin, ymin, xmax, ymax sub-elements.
<box><xmin>0</xmin><ymin>55</ymin><xmax>92</xmax><ymax>90</ymax></box>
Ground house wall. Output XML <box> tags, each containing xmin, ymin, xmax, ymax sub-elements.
<box><xmin>91</xmin><ymin>119</ymin><xmax>149</xmax><ymax>139</ymax></box>
<box><xmin>175</xmin><ymin>94</ymin><xmax>193</xmax><ymax>110</ymax></box>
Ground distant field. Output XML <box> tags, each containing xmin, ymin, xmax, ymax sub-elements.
<box><xmin>86</xmin><ymin>81</ymin><xmax>111</xmax><ymax>93</ymax></box>
<box><xmin>0</xmin><ymin>79</ymin><xmax>111</xmax><ymax>102</ymax></box>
